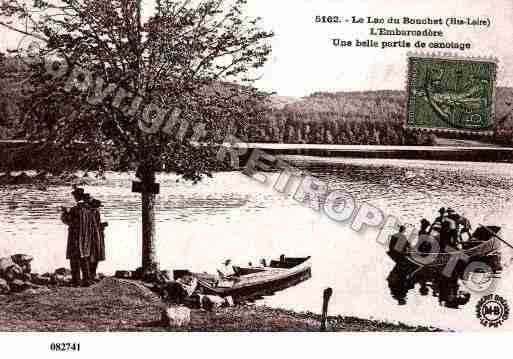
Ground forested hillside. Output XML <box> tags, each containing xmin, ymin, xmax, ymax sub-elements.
<box><xmin>2</xmin><ymin>54</ymin><xmax>513</xmax><ymax>147</ymax></box>
<box><xmin>257</xmin><ymin>89</ymin><xmax>513</xmax><ymax>146</ymax></box>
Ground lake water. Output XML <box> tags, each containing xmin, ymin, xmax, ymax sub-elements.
<box><xmin>2</xmin><ymin>156</ymin><xmax>513</xmax><ymax>331</ymax></box>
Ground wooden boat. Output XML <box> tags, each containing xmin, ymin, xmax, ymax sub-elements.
<box><xmin>189</xmin><ymin>256</ymin><xmax>312</xmax><ymax>301</ymax></box>
<box><xmin>388</xmin><ymin>225</ymin><xmax>503</xmax><ymax>279</ymax></box>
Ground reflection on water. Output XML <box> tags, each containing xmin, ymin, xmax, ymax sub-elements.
<box><xmin>1</xmin><ymin>157</ymin><xmax>513</xmax><ymax>330</ymax></box>
<box><xmin>387</xmin><ymin>264</ymin><xmax>471</xmax><ymax>309</ymax></box>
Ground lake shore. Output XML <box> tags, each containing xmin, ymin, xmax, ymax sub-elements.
<box><xmin>0</xmin><ymin>278</ymin><xmax>441</xmax><ymax>332</ymax></box>
<box><xmin>1</xmin><ymin>141</ymin><xmax>512</xmax><ymax>175</ymax></box>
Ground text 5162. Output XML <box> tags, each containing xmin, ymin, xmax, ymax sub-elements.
<box><xmin>314</xmin><ymin>16</ymin><xmax>342</xmax><ymax>23</ymax></box>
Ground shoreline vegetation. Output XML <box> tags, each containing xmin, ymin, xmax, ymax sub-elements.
<box><xmin>0</xmin><ymin>141</ymin><xmax>512</xmax><ymax>178</ymax></box>
<box><xmin>0</xmin><ymin>278</ymin><xmax>441</xmax><ymax>332</ymax></box>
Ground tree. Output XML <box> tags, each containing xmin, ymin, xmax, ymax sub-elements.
<box><xmin>1</xmin><ymin>0</ymin><xmax>273</xmax><ymax>274</ymax></box>
<box><xmin>0</xmin><ymin>54</ymin><xmax>27</xmax><ymax>139</ymax></box>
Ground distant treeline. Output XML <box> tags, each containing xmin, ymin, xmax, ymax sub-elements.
<box><xmin>249</xmin><ymin>89</ymin><xmax>513</xmax><ymax>146</ymax></box>
<box><xmin>251</xmin><ymin>91</ymin><xmax>407</xmax><ymax>144</ymax></box>
<box><xmin>2</xmin><ymin>54</ymin><xmax>513</xmax><ymax>155</ymax></box>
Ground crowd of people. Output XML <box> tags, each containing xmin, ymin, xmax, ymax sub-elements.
<box><xmin>387</xmin><ymin>207</ymin><xmax>475</xmax><ymax>308</ymax></box>
<box><xmin>389</xmin><ymin>207</ymin><xmax>473</xmax><ymax>258</ymax></box>
<box><xmin>61</xmin><ymin>185</ymin><xmax>107</xmax><ymax>287</ymax></box>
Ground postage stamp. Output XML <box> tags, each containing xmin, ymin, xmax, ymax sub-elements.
<box><xmin>406</xmin><ymin>54</ymin><xmax>498</xmax><ymax>134</ymax></box>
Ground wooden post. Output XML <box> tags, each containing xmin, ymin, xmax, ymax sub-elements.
<box><xmin>141</xmin><ymin>184</ymin><xmax>157</xmax><ymax>271</ymax></box>
<box><xmin>133</xmin><ymin>165</ymin><xmax>160</xmax><ymax>274</ymax></box>
<box><xmin>320</xmin><ymin>287</ymin><xmax>333</xmax><ymax>332</ymax></box>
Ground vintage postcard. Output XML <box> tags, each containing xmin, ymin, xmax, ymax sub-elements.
<box><xmin>1</xmin><ymin>0</ymin><xmax>513</xmax><ymax>351</ymax></box>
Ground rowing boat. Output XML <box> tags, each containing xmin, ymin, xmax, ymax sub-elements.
<box><xmin>191</xmin><ymin>256</ymin><xmax>312</xmax><ymax>300</ymax></box>
<box><xmin>388</xmin><ymin>225</ymin><xmax>503</xmax><ymax>279</ymax></box>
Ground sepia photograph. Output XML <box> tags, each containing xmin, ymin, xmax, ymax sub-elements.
<box><xmin>0</xmin><ymin>1</ymin><xmax>513</xmax><ymax>349</ymax></box>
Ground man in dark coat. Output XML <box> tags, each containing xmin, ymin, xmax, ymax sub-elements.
<box><xmin>417</xmin><ymin>219</ymin><xmax>435</xmax><ymax>254</ymax></box>
<box><xmin>388</xmin><ymin>225</ymin><xmax>410</xmax><ymax>262</ymax></box>
<box><xmin>88</xmin><ymin>198</ymin><xmax>106</xmax><ymax>280</ymax></box>
<box><xmin>439</xmin><ymin>220</ymin><xmax>455</xmax><ymax>251</ymax></box>
<box><xmin>443</xmin><ymin>208</ymin><xmax>459</xmax><ymax>248</ymax></box>
<box><xmin>61</xmin><ymin>187</ymin><xmax>94</xmax><ymax>286</ymax></box>
<box><xmin>418</xmin><ymin>219</ymin><xmax>431</xmax><ymax>236</ymax></box>
<box><xmin>434</xmin><ymin>207</ymin><xmax>446</xmax><ymax>224</ymax></box>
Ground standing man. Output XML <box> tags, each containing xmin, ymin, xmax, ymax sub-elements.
<box><xmin>61</xmin><ymin>186</ymin><xmax>93</xmax><ymax>287</ymax></box>
<box><xmin>439</xmin><ymin>221</ymin><xmax>452</xmax><ymax>251</ymax></box>
<box><xmin>388</xmin><ymin>226</ymin><xmax>410</xmax><ymax>262</ymax></box>
<box><xmin>458</xmin><ymin>215</ymin><xmax>472</xmax><ymax>243</ymax></box>
<box><xmin>434</xmin><ymin>208</ymin><xmax>446</xmax><ymax>223</ymax></box>
<box><xmin>417</xmin><ymin>219</ymin><xmax>434</xmax><ymax>255</ymax></box>
<box><xmin>88</xmin><ymin>198</ymin><xmax>106</xmax><ymax>280</ymax></box>
<box><xmin>418</xmin><ymin>219</ymin><xmax>431</xmax><ymax>236</ymax></box>
<box><xmin>444</xmin><ymin>208</ymin><xmax>459</xmax><ymax>247</ymax></box>
<box><xmin>431</xmin><ymin>207</ymin><xmax>445</xmax><ymax>233</ymax></box>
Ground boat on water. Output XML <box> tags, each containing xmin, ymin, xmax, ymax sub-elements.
<box><xmin>386</xmin><ymin>225</ymin><xmax>504</xmax><ymax>308</ymax></box>
<box><xmin>177</xmin><ymin>255</ymin><xmax>312</xmax><ymax>301</ymax></box>
<box><xmin>388</xmin><ymin>225</ymin><xmax>503</xmax><ymax>280</ymax></box>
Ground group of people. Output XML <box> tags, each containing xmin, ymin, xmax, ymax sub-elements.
<box><xmin>387</xmin><ymin>208</ymin><xmax>475</xmax><ymax>308</ymax></box>
<box><xmin>61</xmin><ymin>186</ymin><xmax>107</xmax><ymax>287</ymax></box>
<box><xmin>389</xmin><ymin>207</ymin><xmax>473</xmax><ymax>258</ymax></box>
<box><xmin>423</xmin><ymin>207</ymin><xmax>472</xmax><ymax>250</ymax></box>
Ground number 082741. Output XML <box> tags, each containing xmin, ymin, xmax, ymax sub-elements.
<box><xmin>50</xmin><ymin>343</ymin><xmax>81</xmax><ymax>352</ymax></box>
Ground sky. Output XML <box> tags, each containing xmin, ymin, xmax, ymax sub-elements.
<box><xmin>1</xmin><ymin>0</ymin><xmax>513</xmax><ymax>96</ymax></box>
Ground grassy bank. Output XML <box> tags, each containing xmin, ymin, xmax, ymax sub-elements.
<box><xmin>0</xmin><ymin>278</ymin><xmax>441</xmax><ymax>332</ymax></box>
